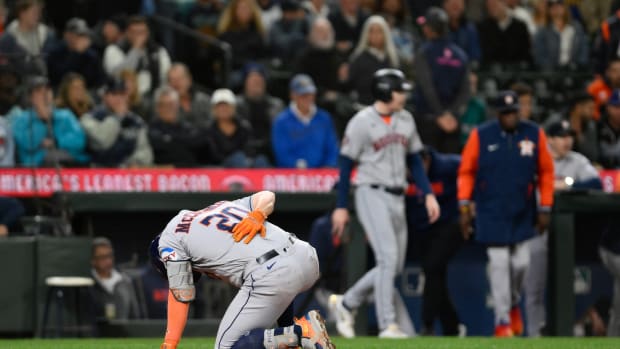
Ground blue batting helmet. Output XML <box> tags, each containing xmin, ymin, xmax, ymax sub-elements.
<box><xmin>149</xmin><ymin>235</ymin><xmax>167</xmax><ymax>278</ymax></box>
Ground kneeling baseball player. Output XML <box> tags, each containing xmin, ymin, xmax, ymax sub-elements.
<box><xmin>150</xmin><ymin>191</ymin><xmax>335</xmax><ymax>349</ymax></box>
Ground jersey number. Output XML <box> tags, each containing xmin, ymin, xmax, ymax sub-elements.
<box><xmin>200</xmin><ymin>207</ymin><xmax>248</xmax><ymax>233</ymax></box>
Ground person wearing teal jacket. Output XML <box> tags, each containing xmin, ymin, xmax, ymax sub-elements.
<box><xmin>11</xmin><ymin>77</ymin><xmax>89</xmax><ymax>167</ymax></box>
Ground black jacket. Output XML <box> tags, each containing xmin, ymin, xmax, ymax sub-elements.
<box><xmin>478</xmin><ymin>17</ymin><xmax>531</xmax><ymax>66</ymax></box>
<box><xmin>46</xmin><ymin>41</ymin><xmax>105</xmax><ymax>88</ymax></box>
<box><xmin>148</xmin><ymin>118</ymin><xmax>209</xmax><ymax>167</ymax></box>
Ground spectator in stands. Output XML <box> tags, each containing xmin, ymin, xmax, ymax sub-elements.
<box><xmin>0</xmin><ymin>114</ymin><xmax>14</xmax><ymax>167</ymax></box>
<box><xmin>0</xmin><ymin>197</ymin><xmax>24</xmax><ymax>236</ymax></box>
<box><xmin>295</xmin><ymin>17</ymin><xmax>348</xmax><ymax>110</ymax></box>
<box><xmin>511</xmin><ymin>82</ymin><xmax>536</xmax><ymax>122</ymax></box>
<box><xmin>90</xmin><ymin>237</ymin><xmax>141</xmax><ymax>320</ymax></box>
<box><xmin>533</xmin><ymin>0</ymin><xmax>588</xmax><ymax>71</ymax></box>
<box><xmin>459</xmin><ymin>72</ymin><xmax>487</xmax><ymax>145</ymax></box>
<box><xmin>167</xmin><ymin>63</ymin><xmax>211</xmax><ymax>127</ymax></box>
<box><xmin>348</xmin><ymin>15</ymin><xmax>400</xmax><ymax>105</ymax></box>
<box><xmin>12</xmin><ymin>76</ymin><xmax>89</xmax><ymax>167</ymax></box>
<box><xmin>597</xmin><ymin>89</ymin><xmax>620</xmax><ymax>169</ymax></box>
<box><xmin>217</xmin><ymin>0</ymin><xmax>267</xmax><ymax>87</ymax></box>
<box><xmin>257</xmin><ymin>0</ymin><xmax>281</xmax><ymax>33</ymax></box>
<box><xmin>119</xmin><ymin>69</ymin><xmax>151</xmax><ymax>121</ymax></box>
<box><xmin>328</xmin><ymin>0</ymin><xmax>369</xmax><ymax>54</ymax></box>
<box><xmin>46</xmin><ymin>18</ymin><xmax>105</xmax><ymax>89</ymax></box>
<box><xmin>55</xmin><ymin>73</ymin><xmax>94</xmax><ymax>119</ymax></box>
<box><xmin>0</xmin><ymin>68</ymin><xmax>19</xmax><ymax>117</ymax></box>
<box><xmin>443</xmin><ymin>0</ymin><xmax>481</xmax><ymax>64</ymax></box>
<box><xmin>593</xmin><ymin>6</ymin><xmax>620</xmax><ymax>74</ymax></box>
<box><xmin>185</xmin><ymin>0</ymin><xmax>224</xmax><ymax>38</ymax></box>
<box><xmin>588</xmin><ymin>58</ymin><xmax>620</xmax><ymax>120</ymax></box>
<box><xmin>531</xmin><ymin>0</ymin><xmax>548</xmax><ymax>29</ymax></box>
<box><xmin>505</xmin><ymin>0</ymin><xmax>537</xmax><ymax>35</ymax></box>
<box><xmin>206</xmin><ymin>88</ymin><xmax>270</xmax><ymax>167</ymax></box>
<box><xmin>413</xmin><ymin>7</ymin><xmax>470</xmax><ymax>154</ymax></box>
<box><xmin>272</xmin><ymin>74</ymin><xmax>339</xmax><ymax>168</ymax></box>
<box><xmin>269</xmin><ymin>0</ymin><xmax>310</xmax><ymax>68</ymax></box>
<box><xmin>569</xmin><ymin>93</ymin><xmax>599</xmax><ymax>162</ymax></box>
<box><xmin>545</xmin><ymin>91</ymin><xmax>599</xmax><ymax>162</ymax></box>
<box><xmin>92</xmin><ymin>15</ymin><xmax>126</xmax><ymax>58</ymax></box>
<box><xmin>303</xmin><ymin>0</ymin><xmax>330</xmax><ymax>18</ymax></box>
<box><xmin>103</xmin><ymin>16</ymin><xmax>171</xmax><ymax>97</ymax></box>
<box><xmin>578</xmin><ymin>0</ymin><xmax>613</xmax><ymax>35</ymax></box>
<box><xmin>236</xmin><ymin>63</ymin><xmax>284</xmax><ymax>159</ymax></box>
<box><xmin>478</xmin><ymin>0</ymin><xmax>531</xmax><ymax>66</ymax></box>
<box><xmin>407</xmin><ymin>0</ymin><xmax>443</xmax><ymax>19</ymax></box>
<box><xmin>81</xmin><ymin>79</ymin><xmax>153</xmax><ymax>167</ymax></box>
<box><xmin>376</xmin><ymin>0</ymin><xmax>416</xmax><ymax>67</ymax></box>
<box><xmin>148</xmin><ymin>86</ymin><xmax>208</xmax><ymax>167</ymax></box>
<box><xmin>0</xmin><ymin>0</ymin><xmax>55</xmax><ymax>79</ymax></box>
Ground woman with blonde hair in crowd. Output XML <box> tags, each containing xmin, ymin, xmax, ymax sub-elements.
<box><xmin>119</xmin><ymin>69</ymin><xmax>151</xmax><ymax>120</ymax></box>
<box><xmin>347</xmin><ymin>15</ymin><xmax>400</xmax><ymax>105</ymax></box>
<box><xmin>56</xmin><ymin>73</ymin><xmax>94</xmax><ymax>119</ymax></box>
<box><xmin>218</xmin><ymin>0</ymin><xmax>267</xmax><ymax>88</ymax></box>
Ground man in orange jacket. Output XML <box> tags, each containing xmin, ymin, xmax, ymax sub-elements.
<box><xmin>458</xmin><ymin>91</ymin><xmax>554</xmax><ymax>337</ymax></box>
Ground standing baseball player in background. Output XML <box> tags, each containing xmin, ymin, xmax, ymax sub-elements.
<box><xmin>524</xmin><ymin>120</ymin><xmax>602</xmax><ymax>337</ymax></box>
<box><xmin>458</xmin><ymin>91</ymin><xmax>555</xmax><ymax>337</ymax></box>
<box><xmin>151</xmin><ymin>191</ymin><xmax>335</xmax><ymax>349</ymax></box>
<box><xmin>330</xmin><ymin>68</ymin><xmax>440</xmax><ymax>338</ymax></box>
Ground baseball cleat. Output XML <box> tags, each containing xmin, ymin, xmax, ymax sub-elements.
<box><xmin>378</xmin><ymin>323</ymin><xmax>409</xmax><ymax>339</ymax></box>
<box><xmin>295</xmin><ymin>310</ymin><xmax>336</xmax><ymax>349</ymax></box>
<box><xmin>328</xmin><ymin>294</ymin><xmax>355</xmax><ymax>338</ymax></box>
<box><xmin>510</xmin><ymin>306</ymin><xmax>523</xmax><ymax>336</ymax></box>
<box><xmin>494</xmin><ymin>323</ymin><xmax>514</xmax><ymax>337</ymax></box>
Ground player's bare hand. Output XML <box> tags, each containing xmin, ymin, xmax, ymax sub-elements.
<box><xmin>425</xmin><ymin>194</ymin><xmax>440</xmax><ymax>224</ymax></box>
<box><xmin>536</xmin><ymin>211</ymin><xmax>550</xmax><ymax>234</ymax></box>
<box><xmin>436</xmin><ymin>113</ymin><xmax>458</xmax><ymax>133</ymax></box>
<box><xmin>331</xmin><ymin>208</ymin><xmax>349</xmax><ymax>241</ymax></box>
<box><xmin>160</xmin><ymin>342</ymin><xmax>177</xmax><ymax>349</ymax></box>
<box><xmin>459</xmin><ymin>204</ymin><xmax>473</xmax><ymax>240</ymax></box>
<box><xmin>232</xmin><ymin>210</ymin><xmax>267</xmax><ymax>244</ymax></box>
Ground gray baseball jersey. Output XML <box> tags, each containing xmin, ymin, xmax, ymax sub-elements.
<box><xmin>340</xmin><ymin>106</ymin><xmax>423</xmax><ymax>188</ymax></box>
<box><xmin>553</xmin><ymin>151</ymin><xmax>599</xmax><ymax>182</ymax></box>
<box><xmin>158</xmin><ymin>195</ymin><xmax>320</xmax><ymax>349</ymax></box>
<box><xmin>158</xmin><ymin>196</ymin><xmax>308</xmax><ymax>288</ymax></box>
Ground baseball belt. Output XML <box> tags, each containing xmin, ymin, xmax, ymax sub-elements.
<box><xmin>256</xmin><ymin>235</ymin><xmax>296</xmax><ymax>265</ymax></box>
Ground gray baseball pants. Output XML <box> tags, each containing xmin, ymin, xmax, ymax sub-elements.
<box><xmin>343</xmin><ymin>185</ymin><xmax>408</xmax><ymax>330</ymax></box>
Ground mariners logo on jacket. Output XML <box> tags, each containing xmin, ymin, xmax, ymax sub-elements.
<box><xmin>519</xmin><ymin>139</ymin><xmax>535</xmax><ymax>157</ymax></box>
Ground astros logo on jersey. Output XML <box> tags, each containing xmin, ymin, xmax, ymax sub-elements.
<box><xmin>519</xmin><ymin>139</ymin><xmax>535</xmax><ymax>157</ymax></box>
<box><xmin>161</xmin><ymin>247</ymin><xmax>178</xmax><ymax>262</ymax></box>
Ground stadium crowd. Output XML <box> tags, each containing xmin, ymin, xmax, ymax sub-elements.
<box><xmin>1</xmin><ymin>0</ymin><xmax>620</xmax><ymax>340</ymax></box>
<box><xmin>0</xmin><ymin>0</ymin><xmax>619</xmax><ymax>169</ymax></box>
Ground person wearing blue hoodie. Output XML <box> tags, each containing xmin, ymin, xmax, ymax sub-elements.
<box><xmin>272</xmin><ymin>74</ymin><xmax>339</xmax><ymax>168</ymax></box>
<box><xmin>11</xmin><ymin>76</ymin><xmax>89</xmax><ymax>167</ymax></box>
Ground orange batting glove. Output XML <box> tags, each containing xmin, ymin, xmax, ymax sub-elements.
<box><xmin>232</xmin><ymin>210</ymin><xmax>267</xmax><ymax>244</ymax></box>
<box><xmin>160</xmin><ymin>341</ymin><xmax>177</xmax><ymax>349</ymax></box>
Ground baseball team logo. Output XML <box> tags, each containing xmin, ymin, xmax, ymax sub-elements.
<box><xmin>160</xmin><ymin>247</ymin><xmax>177</xmax><ymax>262</ymax></box>
<box><xmin>519</xmin><ymin>139</ymin><xmax>535</xmax><ymax>157</ymax></box>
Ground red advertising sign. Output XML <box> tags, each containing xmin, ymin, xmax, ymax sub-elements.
<box><xmin>0</xmin><ymin>168</ymin><xmax>619</xmax><ymax>197</ymax></box>
<box><xmin>0</xmin><ymin>168</ymin><xmax>340</xmax><ymax>197</ymax></box>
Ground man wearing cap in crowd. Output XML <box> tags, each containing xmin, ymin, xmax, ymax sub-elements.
<box><xmin>523</xmin><ymin>119</ymin><xmax>602</xmax><ymax>337</ymax></box>
<box><xmin>12</xmin><ymin>76</ymin><xmax>89</xmax><ymax>167</ymax></box>
<box><xmin>205</xmin><ymin>88</ymin><xmax>270</xmax><ymax>168</ymax></box>
<box><xmin>458</xmin><ymin>90</ymin><xmax>554</xmax><ymax>337</ymax></box>
<box><xmin>598</xmin><ymin>89</ymin><xmax>620</xmax><ymax>169</ymax></box>
<box><xmin>272</xmin><ymin>74</ymin><xmax>339</xmax><ymax>168</ymax></box>
<box><xmin>46</xmin><ymin>17</ymin><xmax>105</xmax><ymax>89</ymax></box>
<box><xmin>80</xmin><ymin>78</ymin><xmax>153</xmax><ymax>167</ymax></box>
<box><xmin>413</xmin><ymin>6</ymin><xmax>470</xmax><ymax>155</ymax></box>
